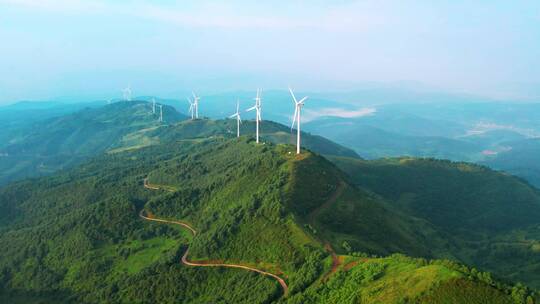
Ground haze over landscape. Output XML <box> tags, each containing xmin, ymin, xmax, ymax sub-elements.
<box><xmin>1</xmin><ymin>0</ymin><xmax>540</xmax><ymax>102</ymax></box>
<box><xmin>2</xmin><ymin>1</ymin><xmax>540</xmax><ymax>304</ymax></box>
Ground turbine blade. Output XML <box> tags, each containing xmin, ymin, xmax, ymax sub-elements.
<box><xmin>298</xmin><ymin>96</ymin><xmax>308</xmax><ymax>104</ymax></box>
<box><xmin>246</xmin><ymin>106</ymin><xmax>257</xmax><ymax>112</ymax></box>
<box><xmin>289</xmin><ymin>87</ymin><xmax>298</xmax><ymax>103</ymax></box>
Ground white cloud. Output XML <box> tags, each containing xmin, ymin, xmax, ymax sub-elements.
<box><xmin>464</xmin><ymin>122</ymin><xmax>539</xmax><ymax>138</ymax></box>
<box><xmin>303</xmin><ymin>107</ymin><xmax>376</xmax><ymax>121</ymax></box>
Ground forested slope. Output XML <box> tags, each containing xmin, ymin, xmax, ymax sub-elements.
<box><xmin>0</xmin><ymin>137</ymin><xmax>536</xmax><ymax>303</ymax></box>
<box><xmin>331</xmin><ymin>156</ymin><xmax>540</xmax><ymax>289</ymax></box>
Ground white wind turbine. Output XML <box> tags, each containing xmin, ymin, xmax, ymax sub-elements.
<box><xmin>246</xmin><ymin>89</ymin><xmax>262</xmax><ymax>143</ymax></box>
<box><xmin>192</xmin><ymin>91</ymin><xmax>200</xmax><ymax>118</ymax></box>
<box><xmin>122</xmin><ymin>86</ymin><xmax>132</xmax><ymax>101</ymax></box>
<box><xmin>229</xmin><ymin>100</ymin><xmax>242</xmax><ymax>137</ymax></box>
<box><xmin>187</xmin><ymin>97</ymin><xmax>196</xmax><ymax>120</ymax></box>
<box><xmin>159</xmin><ymin>104</ymin><xmax>163</xmax><ymax>122</ymax></box>
<box><xmin>152</xmin><ymin>98</ymin><xmax>156</xmax><ymax>114</ymax></box>
<box><xmin>289</xmin><ymin>87</ymin><xmax>308</xmax><ymax>154</ymax></box>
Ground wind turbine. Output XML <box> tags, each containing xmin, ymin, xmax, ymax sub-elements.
<box><xmin>289</xmin><ymin>87</ymin><xmax>308</xmax><ymax>154</ymax></box>
<box><xmin>122</xmin><ymin>86</ymin><xmax>132</xmax><ymax>101</ymax></box>
<box><xmin>192</xmin><ymin>91</ymin><xmax>200</xmax><ymax>118</ymax></box>
<box><xmin>152</xmin><ymin>98</ymin><xmax>156</xmax><ymax>114</ymax></box>
<box><xmin>187</xmin><ymin>97</ymin><xmax>196</xmax><ymax>120</ymax></box>
<box><xmin>246</xmin><ymin>89</ymin><xmax>262</xmax><ymax>143</ymax></box>
<box><xmin>159</xmin><ymin>105</ymin><xmax>163</xmax><ymax>122</ymax></box>
<box><xmin>229</xmin><ymin>100</ymin><xmax>242</xmax><ymax>137</ymax></box>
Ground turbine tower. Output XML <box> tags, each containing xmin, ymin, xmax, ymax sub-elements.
<box><xmin>159</xmin><ymin>105</ymin><xmax>163</xmax><ymax>122</ymax></box>
<box><xmin>246</xmin><ymin>89</ymin><xmax>262</xmax><ymax>143</ymax></box>
<box><xmin>152</xmin><ymin>98</ymin><xmax>156</xmax><ymax>114</ymax></box>
<box><xmin>229</xmin><ymin>100</ymin><xmax>242</xmax><ymax>137</ymax></box>
<box><xmin>192</xmin><ymin>91</ymin><xmax>200</xmax><ymax>119</ymax></box>
<box><xmin>187</xmin><ymin>97</ymin><xmax>196</xmax><ymax>120</ymax></box>
<box><xmin>289</xmin><ymin>87</ymin><xmax>308</xmax><ymax>154</ymax></box>
<box><xmin>122</xmin><ymin>86</ymin><xmax>132</xmax><ymax>101</ymax></box>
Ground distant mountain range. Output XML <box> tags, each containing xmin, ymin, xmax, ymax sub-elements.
<box><xmin>4</xmin><ymin>97</ymin><xmax>540</xmax><ymax>189</ymax></box>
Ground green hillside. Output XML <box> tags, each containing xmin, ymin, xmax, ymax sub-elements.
<box><xmin>0</xmin><ymin>101</ymin><xmax>186</xmax><ymax>185</ymax></box>
<box><xmin>331</xmin><ymin>156</ymin><xmax>540</xmax><ymax>288</ymax></box>
<box><xmin>0</xmin><ymin>137</ymin><xmax>535</xmax><ymax>303</ymax></box>
<box><xmin>0</xmin><ymin>102</ymin><xmax>357</xmax><ymax>186</ymax></box>
<box><xmin>138</xmin><ymin>118</ymin><xmax>360</xmax><ymax>158</ymax></box>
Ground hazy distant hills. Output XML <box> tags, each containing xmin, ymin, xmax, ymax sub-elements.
<box><xmin>0</xmin><ymin>100</ymin><xmax>358</xmax><ymax>185</ymax></box>
<box><xmin>0</xmin><ymin>100</ymin><xmax>103</xmax><ymax>145</ymax></box>
<box><xmin>0</xmin><ymin>136</ymin><xmax>535</xmax><ymax>303</ymax></box>
<box><xmin>4</xmin><ymin>97</ymin><xmax>540</xmax><ymax>188</ymax></box>
<box><xmin>0</xmin><ymin>101</ymin><xmax>185</xmax><ymax>185</ymax></box>
<box><xmin>300</xmin><ymin>102</ymin><xmax>540</xmax><ymax>188</ymax></box>
<box><xmin>482</xmin><ymin>138</ymin><xmax>540</xmax><ymax>187</ymax></box>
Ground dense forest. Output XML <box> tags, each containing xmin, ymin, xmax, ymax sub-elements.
<box><xmin>0</xmin><ymin>135</ymin><xmax>538</xmax><ymax>303</ymax></box>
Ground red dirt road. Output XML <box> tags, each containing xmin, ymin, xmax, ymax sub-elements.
<box><xmin>140</xmin><ymin>180</ymin><xmax>289</xmax><ymax>297</ymax></box>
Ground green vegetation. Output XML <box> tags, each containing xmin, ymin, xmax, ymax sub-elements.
<box><xmin>0</xmin><ymin>102</ymin><xmax>357</xmax><ymax>186</ymax></box>
<box><xmin>146</xmin><ymin>118</ymin><xmax>360</xmax><ymax>158</ymax></box>
<box><xmin>284</xmin><ymin>254</ymin><xmax>531</xmax><ymax>304</ymax></box>
<box><xmin>0</xmin><ymin>134</ymin><xmax>536</xmax><ymax>303</ymax></box>
<box><xmin>0</xmin><ymin>102</ymin><xmax>538</xmax><ymax>302</ymax></box>
<box><xmin>0</xmin><ymin>101</ymin><xmax>186</xmax><ymax>185</ymax></box>
<box><xmin>330</xmin><ymin>156</ymin><xmax>540</xmax><ymax>289</ymax></box>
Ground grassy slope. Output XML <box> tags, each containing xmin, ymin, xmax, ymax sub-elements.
<box><xmin>0</xmin><ymin>138</ymin><xmax>535</xmax><ymax>303</ymax></box>
<box><xmin>285</xmin><ymin>254</ymin><xmax>524</xmax><ymax>304</ymax></box>
<box><xmin>330</xmin><ymin>156</ymin><xmax>540</xmax><ymax>289</ymax></box>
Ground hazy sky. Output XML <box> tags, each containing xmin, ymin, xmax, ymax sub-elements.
<box><xmin>1</xmin><ymin>0</ymin><xmax>539</xmax><ymax>103</ymax></box>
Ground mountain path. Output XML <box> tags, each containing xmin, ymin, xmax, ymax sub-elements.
<box><xmin>140</xmin><ymin>179</ymin><xmax>289</xmax><ymax>297</ymax></box>
<box><xmin>307</xmin><ymin>180</ymin><xmax>347</xmax><ymax>280</ymax></box>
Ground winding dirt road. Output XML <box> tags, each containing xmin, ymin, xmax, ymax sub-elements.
<box><xmin>140</xmin><ymin>180</ymin><xmax>289</xmax><ymax>297</ymax></box>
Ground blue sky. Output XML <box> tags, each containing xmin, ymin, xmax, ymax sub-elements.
<box><xmin>0</xmin><ymin>0</ymin><xmax>539</xmax><ymax>103</ymax></box>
